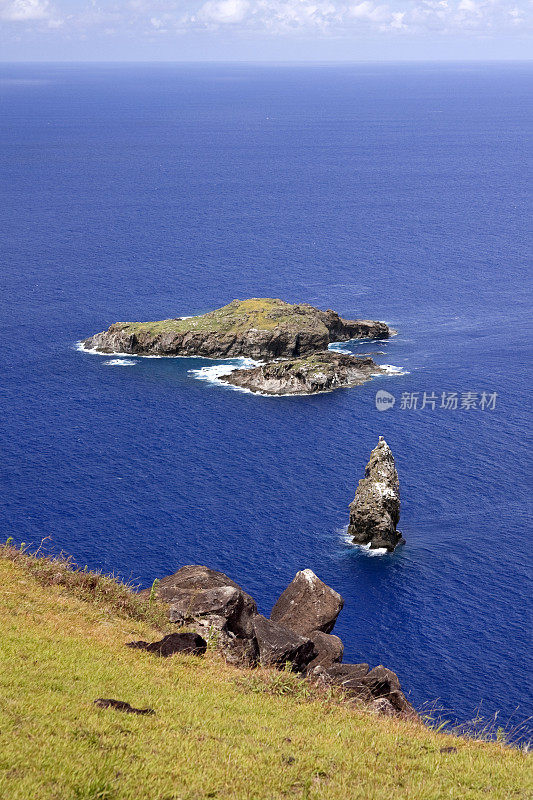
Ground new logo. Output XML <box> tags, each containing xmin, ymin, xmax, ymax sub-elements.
<box><xmin>375</xmin><ymin>390</ymin><xmax>395</xmax><ymax>411</ymax></box>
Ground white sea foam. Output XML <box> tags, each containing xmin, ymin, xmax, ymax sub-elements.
<box><xmin>358</xmin><ymin>543</ymin><xmax>389</xmax><ymax>556</ymax></box>
<box><xmin>339</xmin><ymin>527</ymin><xmax>389</xmax><ymax>556</ymax></box>
<box><xmin>189</xmin><ymin>363</ymin><xmax>239</xmax><ymax>382</ymax></box>
<box><xmin>380</xmin><ymin>364</ymin><xmax>405</xmax><ymax>373</ymax></box>
<box><xmin>76</xmin><ymin>341</ymin><xmax>138</xmax><ymax>358</ymax></box>
<box><xmin>103</xmin><ymin>359</ymin><xmax>136</xmax><ymax>366</ymax></box>
<box><xmin>328</xmin><ymin>342</ymin><xmax>351</xmax><ymax>354</ymax></box>
<box><xmin>375</xmin><ymin>364</ymin><xmax>409</xmax><ymax>376</ymax></box>
<box><xmin>188</xmin><ymin>358</ymin><xmax>261</xmax><ymax>392</ymax></box>
<box><xmin>327</xmin><ymin>343</ymin><xmax>406</xmax><ymax>376</ymax></box>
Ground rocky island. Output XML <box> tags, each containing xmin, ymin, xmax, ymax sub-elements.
<box><xmin>221</xmin><ymin>351</ymin><xmax>387</xmax><ymax>395</ymax></box>
<box><xmin>348</xmin><ymin>437</ymin><xmax>405</xmax><ymax>552</ymax></box>
<box><xmin>82</xmin><ymin>297</ymin><xmax>391</xmax><ymax>360</ymax></box>
<box><xmin>82</xmin><ymin>297</ymin><xmax>395</xmax><ymax>395</ymax></box>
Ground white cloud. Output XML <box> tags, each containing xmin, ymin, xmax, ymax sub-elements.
<box><xmin>252</xmin><ymin>0</ymin><xmax>339</xmax><ymax>30</ymax></box>
<box><xmin>458</xmin><ymin>0</ymin><xmax>479</xmax><ymax>13</ymax></box>
<box><xmin>0</xmin><ymin>0</ymin><xmax>530</xmax><ymax>38</ymax></box>
<box><xmin>1</xmin><ymin>0</ymin><xmax>50</xmax><ymax>20</ymax></box>
<box><xmin>389</xmin><ymin>9</ymin><xmax>406</xmax><ymax>26</ymax></box>
<box><xmin>350</xmin><ymin>2</ymin><xmax>389</xmax><ymax>22</ymax></box>
<box><xmin>197</xmin><ymin>0</ymin><xmax>250</xmax><ymax>23</ymax></box>
<box><xmin>189</xmin><ymin>0</ymin><xmax>532</xmax><ymax>35</ymax></box>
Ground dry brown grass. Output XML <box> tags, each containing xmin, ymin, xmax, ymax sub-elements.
<box><xmin>0</xmin><ymin>539</ymin><xmax>169</xmax><ymax>630</ymax></box>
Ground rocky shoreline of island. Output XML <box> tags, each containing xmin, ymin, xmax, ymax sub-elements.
<box><xmin>220</xmin><ymin>351</ymin><xmax>389</xmax><ymax>395</ymax></box>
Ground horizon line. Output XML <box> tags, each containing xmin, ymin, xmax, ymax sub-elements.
<box><xmin>1</xmin><ymin>58</ymin><xmax>532</xmax><ymax>65</ymax></box>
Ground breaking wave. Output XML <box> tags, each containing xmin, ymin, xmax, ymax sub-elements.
<box><xmin>339</xmin><ymin>527</ymin><xmax>389</xmax><ymax>557</ymax></box>
<box><xmin>188</xmin><ymin>358</ymin><xmax>260</xmax><ymax>391</ymax></box>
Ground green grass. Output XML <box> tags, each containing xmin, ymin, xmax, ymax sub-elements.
<box><xmin>106</xmin><ymin>298</ymin><xmax>331</xmax><ymax>338</ymax></box>
<box><xmin>0</xmin><ymin>553</ymin><xmax>530</xmax><ymax>800</ymax></box>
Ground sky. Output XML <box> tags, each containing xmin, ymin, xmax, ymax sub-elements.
<box><xmin>0</xmin><ymin>0</ymin><xmax>531</xmax><ymax>61</ymax></box>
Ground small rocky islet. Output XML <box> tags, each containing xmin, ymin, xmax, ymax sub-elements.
<box><xmin>82</xmin><ymin>297</ymin><xmax>394</xmax><ymax>395</ymax></box>
<box><xmin>222</xmin><ymin>351</ymin><xmax>388</xmax><ymax>395</ymax></box>
<box><xmin>348</xmin><ymin>437</ymin><xmax>404</xmax><ymax>552</ymax></box>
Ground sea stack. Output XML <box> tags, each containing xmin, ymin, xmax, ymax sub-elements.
<box><xmin>347</xmin><ymin>437</ymin><xmax>404</xmax><ymax>552</ymax></box>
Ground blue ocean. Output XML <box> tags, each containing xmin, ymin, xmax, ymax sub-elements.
<box><xmin>1</xmin><ymin>62</ymin><xmax>531</xmax><ymax>734</ymax></box>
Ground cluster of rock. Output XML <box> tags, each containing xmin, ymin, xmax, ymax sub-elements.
<box><xmin>136</xmin><ymin>564</ymin><xmax>415</xmax><ymax>718</ymax></box>
<box><xmin>348</xmin><ymin>437</ymin><xmax>404</xmax><ymax>552</ymax></box>
<box><xmin>222</xmin><ymin>352</ymin><xmax>387</xmax><ymax>396</ymax></box>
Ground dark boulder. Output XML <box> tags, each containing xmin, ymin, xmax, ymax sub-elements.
<box><xmin>361</xmin><ymin>664</ymin><xmax>401</xmax><ymax>695</ymax></box>
<box><xmin>144</xmin><ymin>565</ymin><xmax>257</xmax><ymax>639</ymax></box>
<box><xmin>319</xmin><ymin>662</ymin><xmax>370</xmax><ymax>682</ymax></box>
<box><xmin>360</xmin><ymin>666</ymin><xmax>417</xmax><ymax>716</ymax></box>
<box><xmin>270</xmin><ymin>569</ymin><xmax>344</xmax><ymax>636</ymax></box>
<box><xmin>126</xmin><ymin>632</ymin><xmax>207</xmax><ymax>657</ymax></box>
<box><xmin>252</xmin><ymin>614</ymin><xmax>317</xmax><ymax>672</ymax></box>
<box><xmin>305</xmin><ymin>631</ymin><xmax>344</xmax><ymax>672</ymax></box>
<box><xmin>168</xmin><ymin>586</ymin><xmax>244</xmax><ymax>633</ymax></box>
<box><xmin>151</xmin><ymin>564</ymin><xmax>253</xmax><ymax>600</ymax></box>
<box><xmin>219</xmin><ymin>634</ymin><xmax>259</xmax><ymax>668</ymax></box>
<box><xmin>311</xmin><ymin>662</ymin><xmax>372</xmax><ymax>699</ymax></box>
<box><xmin>386</xmin><ymin>691</ymin><xmax>417</xmax><ymax>716</ymax></box>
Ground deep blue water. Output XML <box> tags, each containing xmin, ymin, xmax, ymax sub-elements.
<box><xmin>1</xmin><ymin>62</ymin><xmax>531</xmax><ymax>734</ymax></box>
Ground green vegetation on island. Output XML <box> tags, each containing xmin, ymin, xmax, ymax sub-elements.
<box><xmin>83</xmin><ymin>298</ymin><xmax>391</xmax><ymax>360</ymax></box>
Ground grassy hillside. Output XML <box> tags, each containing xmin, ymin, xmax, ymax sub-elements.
<box><xmin>0</xmin><ymin>551</ymin><xmax>529</xmax><ymax>800</ymax></box>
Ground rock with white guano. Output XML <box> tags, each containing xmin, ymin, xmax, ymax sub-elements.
<box><xmin>347</xmin><ymin>437</ymin><xmax>404</xmax><ymax>552</ymax></box>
